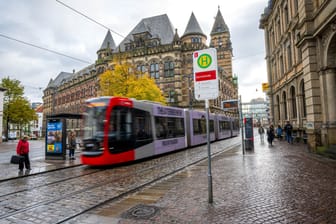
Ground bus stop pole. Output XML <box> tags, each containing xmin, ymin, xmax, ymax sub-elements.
<box><xmin>205</xmin><ymin>99</ymin><xmax>213</xmax><ymax>203</ymax></box>
<box><xmin>239</xmin><ymin>95</ymin><xmax>245</xmax><ymax>155</ymax></box>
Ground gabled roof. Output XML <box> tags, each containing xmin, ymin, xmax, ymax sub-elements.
<box><xmin>117</xmin><ymin>14</ymin><xmax>175</xmax><ymax>52</ymax></box>
<box><xmin>182</xmin><ymin>12</ymin><xmax>206</xmax><ymax>38</ymax></box>
<box><xmin>45</xmin><ymin>64</ymin><xmax>95</xmax><ymax>89</ymax></box>
<box><xmin>211</xmin><ymin>8</ymin><xmax>229</xmax><ymax>35</ymax></box>
<box><xmin>99</xmin><ymin>30</ymin><xmax>116</xmax><ymax>50</ymax></box>
<box><xmin>46</xmin><ymin>72</ymin><xmax>73</xmax><ymax>88</ymax></box>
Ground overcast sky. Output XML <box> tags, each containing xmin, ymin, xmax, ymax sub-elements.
<box><xmin>0</xmin><ymin>0</ymin><xmax>268</xmax><ymax>103</ymax></box>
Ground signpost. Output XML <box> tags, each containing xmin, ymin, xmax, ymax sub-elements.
<box><xmin>193</xmin><ymin>48</ymin><xmax>218</xmax><ymax>203</ymax></box>
<box><xmin>193</xmin><ymin>48</ymin><xmax>219</xmax><ymax>101</ymax></box>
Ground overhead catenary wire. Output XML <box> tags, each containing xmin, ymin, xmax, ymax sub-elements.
<box><xmin>56</xmin><ymin>0</ymin><xmax>128</xmax><ymax>40</ymax></box>
<box><xmin>56</xmin><ymin>0</ymin><xmax>264</xmax><ymax>61</ymax></box>
<box><xmin>232</xmin><ymin>51</ymin><xmax>265</xmax><ymax>61</ymax></box>
<box><xmin>0</xmin><ymin>33</ymin><xmax>92</xmax><ymax>64</ymax></box>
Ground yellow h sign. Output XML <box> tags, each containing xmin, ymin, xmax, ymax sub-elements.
<box><xmin>262</xmin><ymin>83</ymin><xmax>269</xmax><ymax>92</ymax></box>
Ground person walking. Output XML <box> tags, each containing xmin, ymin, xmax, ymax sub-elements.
<box><xmin>284</xmin><ymin>121</ymin><xmax>293</xmax><ymax>144</ymax></box>
<box><xmin>276</xmin><ymin>125</ymin><xmax>283</xmax><ymax>140</ymax></box>
<box><xmin>69</xmin><ymin>131</ymin><xmax>76</xmax><ymax>160</ymax></box>
<box><xmin>258</xmin><ymin>126</ymin><xmax>265</xmax><ymax>143</ymax></box>
<box><xmin>16</xmin><ymin>135</ymin><xmax>31</xmax><ymax>171</ymax></box>
<box><xmin>267</xmin><ymin>124</ymin><xmax>275</xmax><ymax>146</ymax></box>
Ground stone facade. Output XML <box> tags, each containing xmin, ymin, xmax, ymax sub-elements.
<box><xmin>260</xmin><ymin>0</ymin><xmax>336</xmax><ymax>150</ymax></box>
<box><xmin>43</xmin><ymin>8</ymin><xmax>238</xmax><ymax>133</ymax></box>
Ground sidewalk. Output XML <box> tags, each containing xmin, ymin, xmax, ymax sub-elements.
<box><xmin>0</xmin><ymin>140</ymin><xmax>81</xmax><ymax>182</ymax></box>
<box><xmin>73</xmin><ymin>137</ymin><xmax>336</xmax><ymax>224</ymax></box>
<box><xmin>1</xmin><ymin>137</ymin><xmax>336</xmax><ymax>223</ymax></box>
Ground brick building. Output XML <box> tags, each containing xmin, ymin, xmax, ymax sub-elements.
<box><xmin>259</xmin><ymin>0</ymin><xmax>336</xmax><ymax>150</ymax></box>
<box><xmin>43</xmin><ymin>8</ymin><xmax>238</xmax><ymax>134</ymax></box>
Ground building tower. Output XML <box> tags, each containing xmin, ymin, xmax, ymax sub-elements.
<box><xmin>180</xmin><ymin>12</ymin><xmax>208</xmax><ymax>108</ymax></box>
<box><xmin>210</xmin><ymin>7</ymin><xmax>237</xmax><ymax>109</ymax></box>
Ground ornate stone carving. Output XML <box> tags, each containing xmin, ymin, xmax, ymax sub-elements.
<box><xmin>322</xmin><ymin>22</ymin><xmax>336</xmax><ymax>47</ymax></box>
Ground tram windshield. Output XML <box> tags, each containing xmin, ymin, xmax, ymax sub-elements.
<box><xmin>83</xmin><ymin>98</ymin><xmax>153</xmax><ymax>153</ymax></box>
<box><xmin>83</xmin><ymin>100</ymin><xmax>108</xmax><ymax>140</ymax></box>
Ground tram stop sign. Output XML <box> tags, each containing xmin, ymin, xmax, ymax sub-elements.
<box><xmin>193</xmin><ymin>48</ymin><xmax>219</xmax><ymax>100</ymax></box>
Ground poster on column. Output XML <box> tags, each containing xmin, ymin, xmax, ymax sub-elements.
<box><xmin>46</xmin><ymin>119</ymin><xmax>63</xmax><ymax>154</ymax></box>
<box><xmin>244</xmin><ymin>117</ymin><xmax>254</xmax><ymax>140</ymax></box>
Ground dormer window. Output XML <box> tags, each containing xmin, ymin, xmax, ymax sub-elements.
<box><xmin>191</xmin><ymin>37</ymin><xmax>201</xmax><ymax>43</ymax></box>
<box><xmin>135</xmin><ymin>38</ymin><xmax>145</xmax><ymax>47</ymax></box>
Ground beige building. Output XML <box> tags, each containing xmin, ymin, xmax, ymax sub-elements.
<box><xmin>43</xmin><ymin>8</ymin><xmax>238</xmax><ymax>133</ymax></box>
<box><xmin>259</xmin><ymin>0</ymin><xmax>336</xmax><ymax>150</ymax></box>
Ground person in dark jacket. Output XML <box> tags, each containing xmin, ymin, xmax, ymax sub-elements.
<box><xmin>16</xmin><ymin>135</ymin><xmax>31</xmax><ymax>171</ymax></box>
<box><xmin>267</xmin><ymin>125</ymin><xmax>275</xmax><ymax>146</ymax></box>
<box><xmin>284</xmin><ymin>121</ymin><xmax>293</xmax><ymax>144</ymax></box>
<box><xmin>69</xmin><ymin>131</ymin><xmax>77</xmax><ymax>160</ymax></box>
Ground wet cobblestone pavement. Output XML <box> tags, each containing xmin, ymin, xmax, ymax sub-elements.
<box><xmin>71</xmin><ymin>139</ymin><xmax>336</xmax><ymax>224</ymax></box>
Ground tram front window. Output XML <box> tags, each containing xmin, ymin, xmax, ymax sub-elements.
<box><xmin>83</xmin><ymin>106</ymin><xmax>106</xmax><ymax>143</ymax></box>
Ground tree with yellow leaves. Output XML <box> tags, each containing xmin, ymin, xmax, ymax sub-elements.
<box><xmin>99</xmin><ymin>62</ymin><xmax>166</xmax><ymax>104</ymax></box>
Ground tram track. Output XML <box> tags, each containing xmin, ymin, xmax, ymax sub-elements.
<box><xmin>0</xmin><ymin>165</ymin><xmax>102</xmax><ymax>197</ymax></box>
<box><xmin>0</xmin><ymin>138</ymin><xmax>240</xmax><ymax>223</ymax></box>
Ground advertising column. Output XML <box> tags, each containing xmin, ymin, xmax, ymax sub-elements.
<box><xmin>244</xmin><ymin>117</ymin><xmax>254</xmax><ymax>150</ymax></box>
<box><xmin>46</xmin><ymin>118</ymin><xmax>66</xmax><ymax>159</ymax></box>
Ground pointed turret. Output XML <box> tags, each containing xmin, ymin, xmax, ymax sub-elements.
<box><xmin>99</xmin><ymin>30</ymin><xmax>116</xmax><ymax>51</ymax></box>
<box><xmin>182</xmin><ymin>12</ymin><xmax>206</xmax><ymax>38</ymax></box>
<box><xmin>211</xmin><ymin>7</ymin><xmax>229</xmax><ymax>35</ymax></box>
<box><xmin>173</xmin><ymin>29</ymin><xmax>180</xmax><ymax>42</ymax></box>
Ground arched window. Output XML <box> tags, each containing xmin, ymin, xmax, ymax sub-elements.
<box><xmin>191</xmin><ymin>37</ymin><xmax>201</xmax><ymax>43</ymax></box>
<box><xmin>276</xmin><ymin>95</ymin><xmax>280</xmax><ymax>120</ymax></box>
<box><xmin>137</xmin><ymin>64</ymin><xmax>146</xmax><ymax>73</ymax></box>
<box><xmin>150</xmin><ymin>62</ymin><xmax>160</xmax><ymax>79</ymax></box>
<box><xmin>283</xmin><ymin>91</ymin><xmax>287</xmax><ymax>120</ymax></box>
<box><xmin>290</xmin><ymin>86</ymin><xmax>297</xmax><ymax>118</ymax></box>
<box><xmin>300</xmin><ymin>80</ymin><xmax>307</xmax><ymax>117</ymax></box>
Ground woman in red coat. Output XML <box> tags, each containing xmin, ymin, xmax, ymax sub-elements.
<box><xmin>16</xmin><ymin>135</ymin><xmax>31</xmax><ymax>171</ymax></box>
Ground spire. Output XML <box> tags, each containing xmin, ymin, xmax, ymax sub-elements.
<box><xmin>99</xmin><ymin>30</ymin><xmax>116</xmax><ymax>50</ymax></box>
<box><xmin>182</xmin><ymin>12</ymin><xmax>206</xmax><ymax>38</ymax></box>
<box><xmin>173</xmin><ymin>28</ymin><xmax>180</xmax><ymax>42</ymax></box>
<box><xmin>211</xmin><ymin>7</ymin><xmax>229</xmax><ymax>35</ymax></box>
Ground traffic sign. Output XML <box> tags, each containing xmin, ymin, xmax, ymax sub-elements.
<box><xmin>262</xmin><ymin>82</ymin><xmax>269</xmax><ymax>92</ymax></box>
<box><xmin>193</xmin><ymin>48</ymin><xmax>218</xmax><ymax>100</ymax></box>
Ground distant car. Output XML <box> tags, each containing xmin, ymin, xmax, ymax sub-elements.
<box><xmin>30</xmin><ymin>134</ymin><xmax>37</xmax><ymax>140</ymax></box>
<box><xmin>8</xmin><ymin>132</ymin><xmax>16</xmax><ymax>140</ymax></box>
<box><xmin>2</xmin><ymin>135</ymin><xmax>6</xmax><ymax>141</ymax></box>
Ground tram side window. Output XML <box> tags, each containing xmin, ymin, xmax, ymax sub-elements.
<box><xmin>155</xmin><ymin>116</ymin><xmax>185</xmax><ymax>139</ymax></box>
<box><xmin>193</xmin><ymin>119</ymin><xmax>206</xmax><ymax>134</ymax></box>
<box><xmin>219</xmin><ymin>121</ymin><xmax>230</xmax><ymax>131</ymax></box>
<box><xmin>233</xmin><ymin>119</ymin><xmax>239</xmax><ymax>131</ymax></box>
<box><xmin>209</xmin><ymin>120</ymin><xmax>214</xmax><ymax>132</ymax></box>
<box><xmin>133</xmin><ymin>109</ymin><xmax>153</xmax><ymax>147</ymax></box>
<box><xmin>193</xmin><ymin>118</ymin><xmax>214</xmax><ymax>135</ymax></box>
